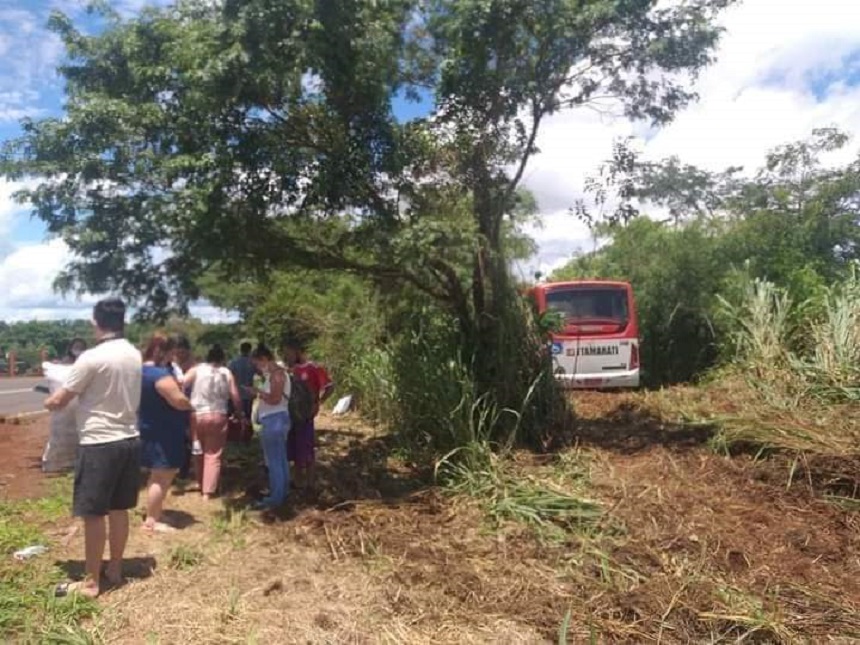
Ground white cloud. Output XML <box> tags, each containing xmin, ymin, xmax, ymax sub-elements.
<box><xmin>0</xmin><ymin>180</ymin><xmax>28</xmax><ymax>233</ymax></box>
<box><xmin>525</xmin><ymin>0</ymin><xmax>860</xmax><ymax>273</ymax></box>
<box><xmin>0</xmin><ymin>238</ymin><xmax>84</xmax><ymax>320</ymax></box>
<box><xmin>0</xmin><ymin>236</ymin><xmax>234</xmax><ymax>322</ymax></box>
<box><xmin>0</xmin><ymin>7</ymin><xmax>64</xmax><ymax>121</ymax></box>
<box><xmin>0</xmin><ymin>179</ymin><xmax>34</xmax><ymax>260</ymax></box>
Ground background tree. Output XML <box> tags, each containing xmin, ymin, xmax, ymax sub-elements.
<box><xmin>560</xmin><ymin>129</ymin><xmax>860</xmax><ymax>385</ymax></box>
<box><xmin>0</xmin><ymin>318</ymin><xmax>243</xmax><ymax>369</ymax></box>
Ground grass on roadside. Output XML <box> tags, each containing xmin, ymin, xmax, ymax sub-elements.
<box><xmin>0</xmin><ymin>478</ymin><xmax>100</xmax><ymax>644</ymax></box>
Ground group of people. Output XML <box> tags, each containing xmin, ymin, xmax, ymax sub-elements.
<box><xmin>44</xmin><ymin>297</ymin><xmax>333</xmax><ymax>598</ymax></box>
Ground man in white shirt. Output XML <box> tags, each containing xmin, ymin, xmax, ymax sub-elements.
<box><xmin>45</xmin><ymin>297</ymin><xmax>142</xmax><ymax>598</ymax></box>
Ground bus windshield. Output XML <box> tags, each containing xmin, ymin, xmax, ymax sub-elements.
<box><xmin>545</xmin><ymin>287</ymin><xmax>629</xmax><ymax>326</ymax></box>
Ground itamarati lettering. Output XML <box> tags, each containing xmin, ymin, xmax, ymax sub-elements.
<box><xmin>566</xmin><ymin>345</ymin><xmax>619</xmax><ymax>357</ymax></box>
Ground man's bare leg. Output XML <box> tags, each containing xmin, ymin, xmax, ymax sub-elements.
<box><xmin>105</xmin><ymin>510</ymin><xmax>129</xmax><ymax>585</ymax></box>
<box><xmin>81</xmin><ymin>515</ymin><xmax>106</xmax><ymax>598</ymax></box>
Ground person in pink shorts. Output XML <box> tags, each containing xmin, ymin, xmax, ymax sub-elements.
<box><xmin>282</xmin><ymin>339</ymin><xmax>334</xmax><ymax>490</ymax></box>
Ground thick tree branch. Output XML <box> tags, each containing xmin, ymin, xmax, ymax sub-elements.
<box><xmin>504</xmin><ymin>96</ymin><xmax>543</xmax><ymax>202</ymax></box>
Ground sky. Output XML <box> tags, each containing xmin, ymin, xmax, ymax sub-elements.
<box><xmin>1</xmin><ymin>0</ymin><xmax>860</xmax><ymax>321</ymax></box>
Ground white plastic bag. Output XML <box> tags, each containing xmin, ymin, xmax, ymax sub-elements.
<box><xmin>332</xmin><ymin>395</ymin><xmax>352</xmax><ymax>416</ymax></box>
<box><xmin>41</xmin><ymin>362</ymin><xmax>79</xmax><ymax>473</ymax></box>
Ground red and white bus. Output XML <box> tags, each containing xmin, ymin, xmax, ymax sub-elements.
<box><xmin>529</xmin><ymin>280</ymin><xmax>640</xmax><ymax>389</ymax></box>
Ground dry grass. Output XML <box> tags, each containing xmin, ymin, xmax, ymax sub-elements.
<box><xmin>629</xmin><ymin>375</ymin><xmax>860</xmax><ymax>457</ymax></box>
<box><xmin>5</xmin><ymin>395</ymin><xmax>860</xmax><ymax>644</ymax></box>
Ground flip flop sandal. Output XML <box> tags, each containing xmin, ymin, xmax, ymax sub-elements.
<box><xmin>54</xmin><ymin>582</ymin><xmax>74</xmax><ymax>598</ymax></box>
<box><xmin>55</xmin><ymin>581</ymin><xmax>93</xmax><ymax>598</ymax></box>
<box><xmin>141</xmin><ymin>521</ymin><xmax>177</xmax><ymax>535</ymax></box>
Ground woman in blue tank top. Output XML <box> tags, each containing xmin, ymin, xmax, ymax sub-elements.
<box><xmin>139</xmin><ymin>334</ymin><xmax>193</xmax><ymax>533</ymax></box>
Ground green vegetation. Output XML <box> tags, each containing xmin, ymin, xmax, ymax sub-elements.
<box><xmin>0</xmin><ymin>479</ymin><xmax>99</xmax><ymax>643</ymax></box>
<box><xmin>557</xmin><ymin>128</ymin><xmax>860</xmax><ymax>390</ymax></box>
<box><xmin>0</xmin><ymin>318</ymin><xmax>244</xmax><ymax>368</ymax></box>
<box><xmin>544</xmin><ymin>127</ymin><xmax>860</xmax><ymax>466</ymax></box>
<box><xmin>2</xmin><ymin>0</ymin><xmax>735</xmax><ymax>454</ymax></box>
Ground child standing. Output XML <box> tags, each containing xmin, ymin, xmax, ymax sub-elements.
<box><xmin>282</xmin><ymin>339</ymin><xmax>334</xmax><ymax>490</ymax></box>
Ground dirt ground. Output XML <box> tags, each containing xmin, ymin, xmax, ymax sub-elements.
<box><xmin>3</xmin><ymin>395</ymin><xmax>860</xmax><ymax>643</ymax></box>
<box><xmin>0</xmin><ymin>416</ymin><xmax>51</xmax><ymax>501</ymax></box>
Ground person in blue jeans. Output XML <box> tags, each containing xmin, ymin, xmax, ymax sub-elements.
<box><xmin>247</xmin><ymin>344</ymin><xmax>291</xmax><ymax>510</ymax></box>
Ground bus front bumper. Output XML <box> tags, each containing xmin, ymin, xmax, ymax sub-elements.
<box><xmin>554</xmin><ymin>369</ymin><xmax>640</xmax><ymax>389</ymax></box>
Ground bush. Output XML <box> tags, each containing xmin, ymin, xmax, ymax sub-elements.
<box><xmin>327</xmin><ymin>283</ymin><xmax>569</xmax><ymax>459</ymax></box>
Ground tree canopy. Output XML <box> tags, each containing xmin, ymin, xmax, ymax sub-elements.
<box><xmin>1</xmin><ymin>0</ymin><xmax>736</xmax><ymax>442</ymax></box>
<box><xmin>2</xmin><ymin>0</ymin><xmax>734</xmax><ymax>322</ymax></box>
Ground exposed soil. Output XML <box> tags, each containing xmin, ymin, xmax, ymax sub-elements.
<box><xmin>3</xmin><ymin>394</ymin><xmax>859</xmax><ymax>643</ymax></box>
<box><xmin>0</xmin><ymin>416</ymin><xmax>50</xmax><ymax>501</ymax></box>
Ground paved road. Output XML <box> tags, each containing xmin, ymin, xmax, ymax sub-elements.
<box><xmin>0</xmin><ymin>377</ymin><xmax>49</xmax><ymax>417</ymax></box>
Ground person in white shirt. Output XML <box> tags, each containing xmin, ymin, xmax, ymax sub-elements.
<box><xmin>183</xmin><ymin>344</ymin><xmax>243</xmax><ymax>500</ymax></box>
<box><xmin>45</xmin><ymin>298</ymin><xmax>142</xmax><ymax>599</ymax></box>
<box><xmin>247</xmin><ymin>344</ymin><xmax>291</xmax><ymax>510</ymax></box>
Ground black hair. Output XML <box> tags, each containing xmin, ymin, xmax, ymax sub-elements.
<box><xmin>171</xmin><ymin>333</ymin><xmax>192</xmax><ymax>351</ymax></box>
<box><xmin>93</xmin><ymin>298</ymin><xmax>126</xmax><ymax>334</ymax></box>
<box><xmin>207</xmin><ymin>344</ymin><xmax>226</xmax><ymax>364</ymax></box>
<box><xmin>239</xmin><ymin>341</ymin><xmax>252</xmax><ymax>354</ymax></box>
<box><xmin>251</xmin><ymin>343</ymin><xmax>274</xmax><ymax>361</ymax></box>
<box><xmin>283</xmin><ymin>337</ymin><xmax>306</xmax><ymax>351</ymax></box>
<box><xmin>66</xmin><ymin>337</ymin><xmax>87</xmax><ymax>357</ymax></box>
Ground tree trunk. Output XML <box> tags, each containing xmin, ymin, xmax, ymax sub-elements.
<box><xmin>464</xmin><ymin>195</ymin><xmax>570</xmax><ymax>448</ymax></box>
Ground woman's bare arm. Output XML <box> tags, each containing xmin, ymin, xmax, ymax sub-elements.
<box><xmin>155</xmin><ymin>376</ymin><xmax>193</xmax><ymax>411</ymax></box>
<box><xmin>257</xmin><ymin>369</ymin><xmax>286</xmax><ymax>405</ymax></box>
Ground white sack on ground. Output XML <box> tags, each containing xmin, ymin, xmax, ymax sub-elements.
<box><xmin>332</xmin><ymin>395</ymin><xmax>352</xmax><ymax>416</ymax></box>
<box><xmin>41</xmin><ymin>362</ymin><xmax>78</xmax><ymax>473</ymax></box>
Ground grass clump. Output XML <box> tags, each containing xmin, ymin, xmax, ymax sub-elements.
<box><xmin>0</xmin><ymin>480</ymin><xmax>100</xmax><ymax>643</ymax></box>
<box><xmin>436</xmin><ymin>394</ymin><xmax>600</xmax><ymax>536</ymax></box>
<box><xmin>212</xmin><ymin>506</ymin><xmax>249</xmax><ymax>549</ymax></box>
<box><xmin>719</xmin><ymin>268</ymin><xmax>860</xmax><ymax>404</ymax></box>
<box><xmin>167</xmin><ymin>545</ymin><xmax>205</xmax><ymax>571</ymax></box>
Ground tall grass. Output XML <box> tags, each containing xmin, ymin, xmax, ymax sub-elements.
<box><xmin>795</xmin><ymin>266</ymin><xmax>860</xmax><ymax>398</ymax></box>
<box><xmin>717</xmin><ymin>277</ymin><xmax>793</xmax><ymax>371</ymax></box>
<box><xmin>434</xmin><ymin>392</ymin><xmax>601</xmax><ymax>534</ymax></box>
<box><xmin>335</xmin><ymin>285</ymin><xmax>585</xmax><ymax>529</ymax></box>
<box><xmin>719</xmin><ymin>268</ymin><xmax>860</xmax><ymax>402</ymax></box>
<box><xmin>341</xmin><ymin>287</ymin><xmax>571</xmax><ymax>457</ymax></box>
<box><xmin>708</xmin><ymin>269</ymin><xmax>860</xmax><ymax>454</ymax></box>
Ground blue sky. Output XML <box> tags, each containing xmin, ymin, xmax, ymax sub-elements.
<box><xmin>1</xmin><ymin>0</ymin><xmax>859</xmax><ymax>321</ymax></box>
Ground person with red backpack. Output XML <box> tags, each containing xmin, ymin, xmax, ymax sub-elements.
<box><xmin>282</xmin><ymin>339</ymin><xmax>334</xmax><ymax>491</ymax></box>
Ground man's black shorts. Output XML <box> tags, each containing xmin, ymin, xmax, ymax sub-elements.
<box><xmin>73</xmin><ymin>437</ymin><xmax>141</xmax><ymax>517</ymax></box>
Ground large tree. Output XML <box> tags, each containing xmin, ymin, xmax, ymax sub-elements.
<box><xmin>2</xmin><ymin>0</ymin><xmax>734</xmax><ymax>436</ymax></box>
